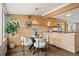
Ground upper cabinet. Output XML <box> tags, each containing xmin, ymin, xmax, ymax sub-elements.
<box><xmin>47</xmin><ymin>18</ymin><xmax>66</xmax><ymax>32</ymax></box>
<box><xmin>50</xmin><ymin>21</ymin><xmax>57</xmax><ymax>26</ymax></box>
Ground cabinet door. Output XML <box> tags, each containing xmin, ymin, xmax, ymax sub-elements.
<box><xmin>48</xmin><ymin>33</ymin><xmax>75</xmax><ymax>53</ymax></box>
<box><xmin>54</xmin><ymin>34</ymin><xmax>63</xmax><ymax>47</ymax></box>
<box><xmin>50</xmin><ymin>22</ymin><xmax>57</xmax><ymax>26</ymax></box>
<box><xmin>61</xmin><ymin>34</ymin><xmax>75</xmax><ymax>53</ymax></box>
<box><xmin>49</xmin><ymin>34</ymin><xmax>55</xmax><ymax>45</ymax></box>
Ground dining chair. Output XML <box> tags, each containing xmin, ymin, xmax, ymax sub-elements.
<box><xmin>34</xmin><ymin>38</ymin><xmax>46</xmax><ymax>48</ymax></box>
<box><xmin>32</xmin><ymin>38</ymin><xmax>47</xmax><ymax>54</ymax></box>
<box><xmin>21</xmin><ymin>36</ymin><xmax>32</xmax><ymax>47</ymax></box>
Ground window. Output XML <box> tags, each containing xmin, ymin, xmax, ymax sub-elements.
<box><xmin>2</xmin><ymin>10</ymin><xmax>6</xmax><ymax>38</ymax></box>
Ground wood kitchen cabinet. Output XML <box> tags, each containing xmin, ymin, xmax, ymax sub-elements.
<box><xmin>46</xmin><ymin>32</ymin><xmax>79</xmax><ymax>53</ymax></box>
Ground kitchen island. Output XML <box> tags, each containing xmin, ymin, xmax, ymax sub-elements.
<box><xmin>45</xmin><ymin>32</ymin><xmax>79</xmax><ymax>53</ymax></box>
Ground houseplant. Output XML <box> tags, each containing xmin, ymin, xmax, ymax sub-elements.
<box><xmin>5</xmin><ymin>21</ymin><xmax>20</xmax><ymax>48</ymax></box>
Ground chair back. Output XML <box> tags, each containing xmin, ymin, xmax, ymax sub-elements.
<box><xmin>21</xmin><ymin>36</ymin><xmax>26</xmax><ymax>42</ymax></box>
<box><xmin>38</xmin><ymin>39</ymin><xmax>46</xmax><ymax>43</ymax></box>
<box><xmin>43</xmin><ymin>35</ymin><xmax>49</xmax><ymax>43</ymax></box>
<box><xmin>34</xmin><ymin>38</ymin><xmax>46</xmax><ymax>48</ymax></box>
<box><xmin>21</xmin><ymin>36</ymin><xmax>32</xmax><ymax>46</ymax></box>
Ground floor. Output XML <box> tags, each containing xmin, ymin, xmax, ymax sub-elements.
<box><xmin>6</xmin><ymin>45</ymin><xmax>79</xmax><ymax>56</ymax></box>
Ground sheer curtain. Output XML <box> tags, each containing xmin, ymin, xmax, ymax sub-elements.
<box><xmin>0</xmin><ymin>4</ymin><xmax>2</xmax><ymax>45</ymax></box>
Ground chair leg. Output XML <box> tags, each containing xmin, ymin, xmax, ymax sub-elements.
<box><xmin>29</xmin><ymin>44</ymin><xmax>34</xmax><ymax>50</ymax></box>
<box><xmin>41</xmin><ymin>48</ymin><xmax>45</xmax><ymax>51</ymax></box>
<box><xmin>32</xmin><ymin>47</ymin><xmax>35</xmax><ymax>55</ymax></box>
<box><xmin>32</xmin><ymin>51</ymin><xmax>35</xmax><ymax>55</ymax></box>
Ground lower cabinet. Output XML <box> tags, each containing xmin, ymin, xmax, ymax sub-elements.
<box><xmin>48</xmin><ymin>33</ymin><xmax>77</xmax><ymax>53</ymax></box>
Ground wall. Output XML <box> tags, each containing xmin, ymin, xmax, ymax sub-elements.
<box><xmin>8</xmin><ymin>14</ymin><xmax>48</xmax><ymax>45</ymax></box>
<box><xmin>8</xmin><ymin>14</ymin><xmax>66</xmax><ymax>45</ymax></box>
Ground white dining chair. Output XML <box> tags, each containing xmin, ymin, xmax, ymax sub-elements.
<box><xmin>21</xmin><ymin>36</ymin><xmax>32</xmax><ymax>47</ymax></box>
<box><xmin>31</xmin><ymin>38</ymin><xmax>47</xmax><ymax>54</ymax></box>
<box><xmin>34</xmin><ymin>38</ymin><xmax>46</xmax><ymax>48</ymax></box>
<box><xmin>43</xmin><ymin>34</ymin><xmax>49</xmax><ymax>43</ymax></box>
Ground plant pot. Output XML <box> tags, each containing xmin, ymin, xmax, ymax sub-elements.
<box><xmin>9</xmin><ymin>42</ymin><xmax>15</xmax><ymax>48</ymax></box>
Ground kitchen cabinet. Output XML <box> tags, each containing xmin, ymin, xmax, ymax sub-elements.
<box><xmin>46</xmin><ymin>32</ymin><xmax>79</xmax><ymax>53</ymax></box>
<box><xmin>47</xmin><ymin>21</ymin><xmax>66</xmax><ymax>32</ymax></box>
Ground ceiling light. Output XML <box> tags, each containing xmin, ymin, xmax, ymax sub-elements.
<box><xmin>66</xmin><ymin>14</ymin><xmax>71</xmax><ymax>17</ymax></box>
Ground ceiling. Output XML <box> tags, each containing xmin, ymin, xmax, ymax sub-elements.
<box><xmin>5</xmin><ymin>3</ymin><xmax>67</xmax><ymax>15</ymax></box>
<box><xmin>53</xmin><ymin>8</ymin><xmax>79</xmax><ymax>22</ymax></box>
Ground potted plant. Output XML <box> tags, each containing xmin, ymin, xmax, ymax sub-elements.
<box><xmin>5</xmin><ymin>21</ymin><xmax>20</xmax><ymax>48</ymax></box>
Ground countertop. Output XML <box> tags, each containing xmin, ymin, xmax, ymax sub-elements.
<box><xmin>45</xmin><ymin>31</ymin><xmax>79</xmax><ymax>33</ymax></box>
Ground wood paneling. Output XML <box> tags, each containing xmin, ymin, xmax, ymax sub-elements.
<box><xmin>8</xmin><ymin>14</ymin><xmax>49</xmax><ymax>45</ymax></box>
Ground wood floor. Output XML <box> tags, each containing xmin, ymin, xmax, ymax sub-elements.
<box><xmin>6</xmin><ymin>45</ymin><xmax>79</xmax><ymax>56</ymax></box>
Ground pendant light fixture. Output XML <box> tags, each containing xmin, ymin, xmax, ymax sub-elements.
<box><xmin>32</xmin><ymin>8</ymin><xmax>39</xmax><ymax>25</ymax></box>
<box><xmin>35</xmin><ymin>8</ymin><xmax>38</xmax><ymax>15</ymax></box>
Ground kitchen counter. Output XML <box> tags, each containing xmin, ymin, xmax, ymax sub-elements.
<box><xmin>45</xmin><ymin>32</ymin><xmax>79</xmax><ymax>53</ymax></box>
